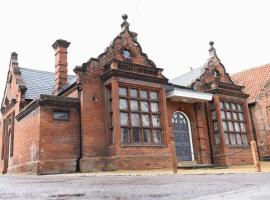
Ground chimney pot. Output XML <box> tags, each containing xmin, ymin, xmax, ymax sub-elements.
<box><xmin>52</xmin><ymin>39</ymin><xmax>70</xmax><ymax>50</ymax></box>
<box><xmin>11</xmin><ymin>52</ymin><xmax>18</xmax><ymax>62</ymax></box>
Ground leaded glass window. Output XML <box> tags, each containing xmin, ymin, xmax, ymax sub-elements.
<box><xmin>151</xmin><ymin>102</ymin><xmax>159</xmax><ymax>113</ymax></box>
<box><xmin>150</xmin><ymin>91</ymin><xmax>158</xmax><ymax>100</ymax></box>
<box><xmin>141</xmin><ymin>101</ymin><xmax>149</xmax><ymax>112</ymax></box>
<box><xmin>131</xmin><ymin>113</ymin><xmax>140</xmax><ymax>127</ymax></box>
<box><xmin>130</xmin><ymin>88</ymin><xmax>138</xmax><ymax>98</ymax></box>
<box><xmin>235</xmin><ymin>122</ymin><xmax>240</xmax><ymax>132</ymax></box>
<box><xmin>214</xmin><ymin>122</ymin><xmax>219</xmax><ymax>131</ymax></box>
<box><xmin>153</xmin><ymin>129</ymin><xmax>162</xmax><ymax>144</ymax></box>
<box><xmin>229</xmin><ymin>134</ymin><xmax>236</xmax><ymax>145</ymax></box>
<box><xmin>142</xmin><ymin>114</ymin><xmax>150</xmax><ymax>127</ymax></box>
<box><xmin>222</xmin><ymin>121</ymin><xmax>228</xmax><ymax>131</ymax></box>
<box><xmin>233</xmin><ymin>112</ymin><xmax>238</xmax><ymax>120</ymax></box>
<box><xmin>228</xmin><ymin>122</ymin><xmax>234</xmax><ymax>131</ymax></box>
<box><xmin>211</xmin><ymin>111</ymin><xmax>217</xmax><ymax>120</ymax></box>
<box><xmin>226</xmin><ymin>112</ymin><xmax>232</xmax><ymax>120</ymax></box>
<box><xmin>143</xmin><ymin>129</ymin><xmax>151</xmax><ymax>143</ymax></box>
<box><xmin>121</xmin><ymin>128</ymin><xmax>130</xmax><ymax>143</ymax></box>
<box><xmin>119</xmin><ymin>87</ymin><xmax>127</xmax><ymax>97</ymax></box>
<box><xmin>120</xmin><ymin>112</ymin><xmax>129</xmax><ymax>126</ymax></box>
<box><xmin>119</xmin><ymin>99</ymin><xmax>128</xmax><ymax>110</ymax></box>
<box><xmin>239</xmin><ymin>113</ymin><xmax>244</xmax><ymax>121</ymax></box>
<box><xmin>130</xmin><ymin>100</ymin><xmax>139</xmax><ymax>111</ymax></box>
<box><xmin>140</xmin><ymin>90</ymin><xmax>147</xmax><ymax>99</ymax></box>
<box><xmin>220</xmin><ymin>101</ymin><xmax>248</xmax><ymax>146</ymax></box>
<box><xmin>221</xmin><ymin>111</ymin><xmax>226</xmax><ymax>119</ymax></box>
<box><xmin>236</xmin><ymin>134</ymin><xmax>242</xmax><ymax>145</ymax></box>
<box><xmin>220</xmin><ymin>102</ymin><xmax>224</xmax><ymax>109</ymax></box>
<box><xmin>210</xmin><ymin>101</ymin><xmax>220</xmax><ymax>145</ymax></box>
<box><xmin>118</xmin><ymin>87</ymin><xmax>162</xmax><ymax>144</ymax></box>
<box><xmin>224</xmin><ymin>133</ymin><xmax>229</xmax><ymax>144</ymax></box>
<box><xmin>152</xmin><ymin>115</ymin><xmax>160</xmax><ymax>127</ymax></box>
<box><xmin>132</xmin><ymin>128</ymin><xmax>141</xmax><ymax>143</ymax></box>
<box><xmin>241</xmin><ymin>123</ymin><xmax>246</xmax><ymax>132</ymax></box>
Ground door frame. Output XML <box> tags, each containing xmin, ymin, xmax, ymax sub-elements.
<box><xmin>172</xmin><ymin>111</ymin><xmax>195</xmax><ymax>161</ymax></box>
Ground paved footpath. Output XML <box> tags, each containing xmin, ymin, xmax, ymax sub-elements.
<box><xmin>0</xmin><ymin>172</ymin><xmax>270</xmax><ymax>200</ymax></box>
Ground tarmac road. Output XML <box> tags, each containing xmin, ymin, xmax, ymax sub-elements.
<box><xmin>0</xmin><ymin>172</ymin><xmax>270</xmax><ymax>200</ymax></box>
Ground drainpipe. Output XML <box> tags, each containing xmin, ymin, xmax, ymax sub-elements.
<box><xmin>248</xmin><ymin>103</ymin><xmax>260</xmax><ymax>159</ymax></box>
<box><xmin>76</xmin><ymin>84</ymin><xmax>83</xmax><ymax>172</ymax></box>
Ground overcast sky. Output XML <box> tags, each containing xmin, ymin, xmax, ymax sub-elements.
<box><xmin>1</xmin><ymin>0</ymin><xmax>270</xmax><ymax>101</ymax></box>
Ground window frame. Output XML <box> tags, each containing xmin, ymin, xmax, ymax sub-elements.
<box><xmin>53</xmin><ymin>110</ymin><xmax>70</xmax><ymax>121</ymax></box>
<box><xmin>219</xmin><ymin>100</ymin><xmax>249</xmax><ymax>146</ymax></box>
<box><xmin>118</xmin><ymin>86</ymin><xmax>163</xmax><ymax>145</ymax></box>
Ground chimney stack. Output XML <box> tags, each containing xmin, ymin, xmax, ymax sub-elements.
<box><xmin>52</xmin><ymin>39</ymin><xmax>70</xmax><ymax>95</ymax></box>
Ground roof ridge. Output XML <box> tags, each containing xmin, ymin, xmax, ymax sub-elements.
<box><xmin>232</xmin><ymin>63</ymin><xmax>270</xmax><ymax>76</ymax></box>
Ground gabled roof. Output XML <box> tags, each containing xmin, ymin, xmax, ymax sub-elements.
<box><xmin>232</xmin><ymin>64</ymin><xmax>270</xmax><ymax>104</ymax></box>
<box><xmin>20</xmin><ymin>68</ymin><xmax>76</xmax><ymax>100</ymax></box>
<box><xmin>169</xmin><ymin>65</ymin><xmax>206</xmax><ymax>88</ymax></box>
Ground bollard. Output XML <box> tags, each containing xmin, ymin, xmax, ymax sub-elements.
<box><xmin>170</xmin><ymin>140</ymin><xmax>177</xmax><ymax>174</ymax></box>
<box><xmin>251</xmin><ymin>141</ymin><xmax>261</xmax><ymax>172</ymax></box>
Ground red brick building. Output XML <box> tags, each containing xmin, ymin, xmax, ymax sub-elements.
<box><xmin>232</xmin><ymin>65</ymin><xmax>270</xmax><ymax>160</ymax></box>
<box><xmin>0</xmin><ymin>15</ymin><xmax>254</xmax><ymax>174</ymax></box>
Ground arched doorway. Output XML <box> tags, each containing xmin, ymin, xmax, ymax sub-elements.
<box><xmin>172</xmin><ymin>112</ymin><xmax>194</xmax><ymax>162</ymax></box>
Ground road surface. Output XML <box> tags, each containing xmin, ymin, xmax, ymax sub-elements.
<box><xmin>0</xmin><ymin>172</ymin><xmax>269</xmax><ymax>200</ymax></box>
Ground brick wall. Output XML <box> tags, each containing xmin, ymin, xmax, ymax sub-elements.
<box><xmin>38</xmin><ymin>105</ymin><xmax>80</xmax><ymax>174</ymax></box>
<box><xmin>7</xmin><ymin>107</ymin><xmax>40</xmax><ymax>174</ymax></box>
<box><xmin>250</xmin><ymin>88</ymin><xmax>270</xmax><ymax>159</ymax></box>
<box><xmin>78</xmin><ymin>62</ymin><xmax>108</xmax><ymax>172</ymax></box>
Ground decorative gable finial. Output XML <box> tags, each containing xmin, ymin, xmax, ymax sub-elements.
<box><xmin>208</xmin><ymin>40</ymin><xmax>219</xmax><ymax>60</ymax></box>
<box><xmin>121</xmin><ymin>14</ymin><xmax>130</xmax><ymax>31</ymax></box>
<box><xmin>209</xmin><ymin>41</ymin><xmax>215</xmax><ymax>53</ymax></box>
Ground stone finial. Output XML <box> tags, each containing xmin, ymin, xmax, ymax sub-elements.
<box><xmin>121</xmin><ymin>14</ymin><xmax>130</xmax><ymax>30</ymax></box>
<box><xmin>52</xmin><ymin>39</ymin><xmax>70</xmax><ymax>50</ymax></box>
<box><xmin>208</xmin><ymin>40</ymin><xmax>216</xmax><ymax>55</ymax></box>
<box><xmin>208</xmin><ymin>40</ymin><xmax>220</xmax><ymax>62</ymax></box>
<box><xmin>11</xmin><ymin>52</ymin><xmax>18</xmax><ymax>62</ymax></box>
<box><xmin>122</xmin><ymin>14</ymin><xmax>128</xmax><ymax>21</ymax></box>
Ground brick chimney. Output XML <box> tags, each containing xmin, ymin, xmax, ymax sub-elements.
<box><xmin>52</xmin><ymin>39</ymin><xmax>70</xmax><ymax>95</ymax></box>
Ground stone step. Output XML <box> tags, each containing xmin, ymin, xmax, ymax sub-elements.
<box><xmin>178</xmin><ymin>161</ymin><xmax>198</xmax><ymax>167</ymax></box>
<box><xmin>178</xmin><ymin>162</ymin><xmax>216</xmax><ymax>169</ymax></box>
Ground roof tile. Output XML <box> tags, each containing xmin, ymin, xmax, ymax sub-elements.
<box><xmin>232</xmin><ymin>64</ymin><xmax>270</xmax><ymax>103</ymax></box>
<box><xmin>20</xmin><ymin>68</ymin><xmax>76</xmax><ymax>100</ymax></box>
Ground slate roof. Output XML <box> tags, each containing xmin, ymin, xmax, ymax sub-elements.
<box><xmin>20</xmin><ymin>68</ymin><xmax>76</xmax><ymax>100</ymax></box>
<box><xmin>169</xmin><ymin>65</ymin><xmax>206</xmax><ymax>88</ymax></box>
<box><xmin>231</xmin><ymin>64</ymin><xmax>270</xmax><ymax>104</ymax></box>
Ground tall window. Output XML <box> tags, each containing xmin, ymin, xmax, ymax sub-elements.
<box><xmin>119</xmin><ymin>87</ymin><xmax>162</xmax><ymax>144</ymax></box>
<box><xmin>210</xmin><ymin>103</ymin><xmax>220</xmax><ymax>145</ymax></box>
<box><xmin>220</xmin><ymin>101</ymin><xmax>248</xmax><ymax>145</ymax></box>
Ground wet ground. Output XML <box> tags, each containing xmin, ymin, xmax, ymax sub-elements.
<box><xmin>0</xmin><ymin>172</ymin><xmax>270</xmax><ymax>200</ymax></box>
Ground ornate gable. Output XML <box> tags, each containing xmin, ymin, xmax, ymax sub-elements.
<box><xmin>74</xmin><ymin>14</ymin><xmax>167</xmax><ymax>84</ymax></box>
<box><xmin>193</xmin><ymin>42</ymin><xmax>247</xmax><ymax>98</ymax></box>
<box><xmin>98</xmin><ymin>14</ymin><xmax>156</xmax><ymax>68</ymax></box>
